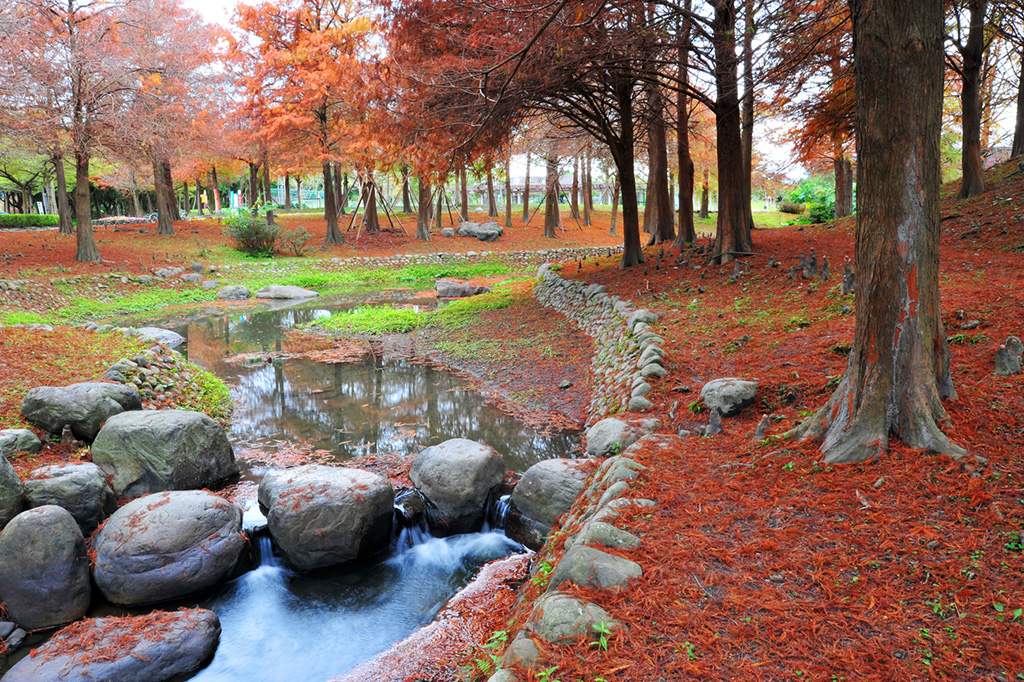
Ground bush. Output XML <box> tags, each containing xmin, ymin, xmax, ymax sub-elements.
<box><xmin>224</xmin><ymin>211</ymin><xmax>279</xmax><ymax>257</ymax></box>
<box><xmin>279</xmin><ymin>227</ymin><xmax>312</xmax><ymax>256</ymax></box>
<box><xmin>789</xmin><ymin>176</ymin><xmax>835</xmax><ymax>222</ymax></box>
<box><xmin>0</xmin><ymin>214</ymin><xmax>60</xmax><ymax>228</ymax></box>
<box><xmin>807</xmin><ymin>199</ymin><xmax>835</xmax><ymax>224</ymax></box>
<box><xmin>778</xmin><ymin>201</ymin><xmax>804</xmax><ymax>215</ymax></box>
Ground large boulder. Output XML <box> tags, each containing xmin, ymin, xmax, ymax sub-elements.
<box><xmin>0</xmin><ymin>455</ymin><xmax>23</xmax><ymax>527</ymax></box>
<box><xmin>584</xmin><ymin>417</ymin><xmax>658</xmax><ymax>458</ymax></box>
<box><xmin>455</xmin><ymin>221</ymin><xmax>503</xmax><ymax>242</ymax></box>
<box><xmin>21</xmin><ymin>382</ymin><xmax>142</xmax><ymax>442</ymax></box>
<box><xmin>254</xmin><ymin>285</ymin><xmax>318</xmax><ymax>299</ymax></box>
<box><xmin>1</xmin><ymin>609</ymin><xmax>220</xmax><ymax>682</ymax></box>
<box><xmin>133</xmin><ymin>327</ymin><xmax>184</xmax><ymax>347</ymax></box>
<box><xmin>92</xmin><ymin>490</ymin><xmax>244</xmax><ymax>606</ymax></box>
<box><xmin>90</xmin><ymin>410</ymin><xmax>238</xmax><ymax>498</ymax></box>
<box><xmin>512</xmin><ymin>458</ymin><xmax>592</xmax><ymax>529</ymax></box>
<box><xmin>0</xmin><ymin>506</ymin><xmax>90</xmax><ymax>629</ymax></box>
<box><xmin>409</xmin><ymin>438</ymin><xmax>506</xmax><ymax>534</ymax></box>
<box><xmin>215</xmin><ymin>284</ymin><xmax>250</xmax><ymax>300</ymax></box>
<box><xmin>435</xmin><ymin>278</ymin><xmax>492</xmax><ymax>298</ymax></box>
<box><xmin>0</xmin><ymin>429</ymin><xmax>42</xmax><ymax>457</ymax></box>
<box><xmin>23</xmin><ymin>463</ymin><xmax>117</xmax><ymax>535</ymax></box>
<box><xmin>258</xmin><ymin>465</ymin><xmax>394</xmax><ymax>571</ymax></box>
<box><xmin>700</xmin><ymin>377</ymin><xmax>758</xmax><ymax>417</ymax></box>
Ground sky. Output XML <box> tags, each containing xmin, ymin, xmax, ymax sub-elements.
<box><xmin>182</xmin><ymin>0</ymin><xmax>238</xmax><ymax>27</ymax></box>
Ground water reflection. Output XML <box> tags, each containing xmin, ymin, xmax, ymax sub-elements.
<box><xmin>149</xmin><ymin>293</ymin><xmax>579</xmax><ymax>471</ymax></box>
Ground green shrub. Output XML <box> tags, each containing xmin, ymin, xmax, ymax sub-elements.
<box><xmin>0</xmin><ymin>214</ymin><xmax>60</xmax><ymax>228</ymax></box>
<box><xmin>778</xmin><ymin>201</ymin><xmax>804</xmax><ymax>215</ymax></box>
<box><xmin>789</xmin><ymin>176</ymin><xmax>835</xmax><ymax>222</ymax></box>
<box><xmin>280</xmin><ymin>227</ymin><xmax>312</xmax><ymax>256</ymax></box>
<box><xmin>224</xmin><ymin>211</ymin><xmax>279</xmax><ymax>257</ymax></box>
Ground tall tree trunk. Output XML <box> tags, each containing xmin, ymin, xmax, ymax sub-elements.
<box><xmin>143</xmin><ymin>191</ymin><xmax>152</xmax><ymax>215</ymax></box>
<box><xmin>582</xmin><ymin>152</ymin><xmax>592</xmax><ymax>226</ymax></box>
<box><xmin>585</xmin><ymin>145</ymin><xmax>594</xmax><ymax>212</ymax></box>
<box><xmin>152</xmin><ymin>158</ymin><xmax>174</xmax><ymax>236</ymax></box>
<box><xmin>956</xmin><ymin>0</ymin><xmax>988</xmax><ymax>199</ymax></box>
<box><xmin>834</xmin><ymin>130</ymin><xmax>854</xmax><ymax>218</ymax></box>
<box><xmin>522</xmin><ymin>152</ymin><xmax>531</xmax><ymax>221</ymax></box>
<box><xmin>364</xmin><ymin>182</ymin><xmax>381</xmax><ymax>233</ymax></box>
<box><xmin>791</xmin><ymin>0</ymin><xmax>964</xmax><ymax>463</ymax></box>
<box><xmin>570</xmin><ymin>155</ymin><xmax>580</xmax><ymax>219</ymax></box>
<box><xmin>295</xmin><ymin>176</ymin><xmax>302</xmax><ymax>210</ymax></box>
<box><xmin>340</xmin><ymin>173</ymin><xmax>349</xmax><ymax>215</ymax></box>
<box><xmin>183</xmin><ymin>180</ymin><xmax>190</xmax><ymax>216</ymax></box>
<box><xmin>435</xmin><ymin>184</ymin><xmax>444</xmax><ymax>230</ymax></box>
<box><xmin>211</xmin><ymin>165</ymin><xmax>221</xmax><ymax>212</ymax></box>
<box><xmin>196</xmin><ymin>177</ymin><xmax>205</xmax><ymax>216</ymax></box>
<box><xmin>416</xmin><ymin>177</ymin><xmax>431</xmax><ymax>240</ymax></box>
<box><xmin>284</xmin><ymin>174</ymin><xmax>292</xmax><ymax>210</ymax></box>
<box><xmin>130</xmin><ymin>182</ymin><xmax>141</xmax><ymax>217</ymax></box>
<box><xmin>741</xmin><ymin>0</ymin><xmax>755</xmax><ymax>234</ymax></box>
<box><xmin>607</xmin><ymin>76</ymin><xmax>644</xmax><ymax>268</ymax></box>
<box><xmin>402</xmin><ymin>165</ymin><xmax>413</xmax><ymax>213</ymax></box>
<box><xmin>248</xmin><ymin>162</ymin><xmax>258</xmax><ymax>208</ymax></box>
<box><xmin>1013</xmin><ymin>48</ymin><xmax>1024</xmax><ymax>158</ymax></box>
<box><xmin>644</xmin><ymin>85</ymin><xmax>675</xmax><ymax>245</ymax></box>
<box><xmin>609</xmin><ymin>176</ymin><xmax>620</xmax><ymax>236</ymax></box>
<box><xmin>711</xmin><ymin>0</ymin><xmax>753</xmax><ymax>263</ymax></box>
<box><xmin>72</xmin><ymin>152</ymin><xmax>99</xmax><ymax>261</ymax></box>
<box><xmin>162</xmin><ymin>159</ymin><xmax>179</xmax><ymax>220</ymax></box>
<box><xmin>262</xmin><ymin>151</ymin><xmax>272</xmax><ymax>204</ymax></box>
<box><xmin>486</xmin><ymin>165</ymin><xmax>498</xmax><ymax>217</ymax></box>
<box><xmin>544</xmin><ymin>153</ymin><xmax>559</xmax><ymax>238</ymax></box>
<box><xmin>53</xmin><ymin>155</ymin><xmax>74</xmax><ymax>234</ymax></box>
<box><xmin>459</xmin><ymin>165</ymin><xmax>469</xmax><ymax>221</ymax></box>
<box><xmin>504</xmin><ymin>157</ymin><xmax>514</xmax><ymax>228</ymax></box>
<box><xmin>700</xmin><ymin>169</ymin><xmax>710</xmax><ymax>219</ymax></box>
<box><xmin>323</xmin><ymin>162</ymin><xmax>342</xmax><ymax>244</ymax></box>
<box><xmin>333</xmin><ymin>163</ymin><xmax>344</xmax><ymax>215</ymax></box>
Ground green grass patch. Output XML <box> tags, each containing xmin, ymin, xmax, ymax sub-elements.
<box><xmin>314</xmin><ymin>306</ymin><xmax>423</xmax><ymax>334</ymax></box>
<box><xmin>424</xmin><ymin>285</ymin><xmax>520</xmax><ymax>331</ymax></box>
<box><xmin>0</xmin><ymin>311</ymin><xmax>48</xmax><ymax>325</ymax></box>
<box><xmin>52</xmin><ymin>288</ymin><xmax>216</xmax><ymax>323</ymax></box>
<box><xmin>178</xmin><ymin>368</ymin><xmax>232</xmax><ymax>424</ymax></box>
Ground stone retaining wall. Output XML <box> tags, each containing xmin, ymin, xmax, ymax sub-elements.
<box><xmin>533</xmin><ymin>265</ymin><xmax>668</xmax><ymax>424</ymax></box>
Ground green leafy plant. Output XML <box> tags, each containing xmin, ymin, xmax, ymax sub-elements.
<box><xmin>224</xmin><ymin>208</ymin><xmax>280</xmax><ymax>257</ymax></box>
<box><xmin>0</xmin><ymin>214</ymin><xmax>59</xmax><ymax>228</ymax></box>
<box><xmin>314</xmin><ymin>306</ymin><xmax>422</xmax><ymax>335</ymax></box>
<box><xmin>590</xmin><ymin>621</ymin><xmax>612</xmax><ymax>651</ymax></box>
<box><xmin>279</xmin><ymin>227</ymin><xmax>312</xmax><ymax>256</ymax></box>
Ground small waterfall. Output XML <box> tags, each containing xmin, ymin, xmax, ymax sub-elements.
<box><xmin>394</xmin><ymin>516</ymin><xmax>433</xmax><ymax>553</ymax></box>
<box><xmin>253</xmin><ymin>533</ymin><xmax>283</xmax><ymax>569</ymax></box>
<box><xmin>482</xmin><ymin>493</ymin><xmax>512</xmax><ymax>533</ymax></box>
<box><xmin>393</xmin><ymin>489</ymin><xmax>439</xmax><ymax>554</ymax></box>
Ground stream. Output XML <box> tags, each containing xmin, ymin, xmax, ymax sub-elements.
<box><xmin>116</xmin><ymin>292</ymin><xmax>579</xmax><ymax>682</ymax></box>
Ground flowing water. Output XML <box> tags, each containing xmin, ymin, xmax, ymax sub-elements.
<box><xmin>121</xmin><ymin>293</ymin><xmax>578</xmax><ymax>681</ymax></box>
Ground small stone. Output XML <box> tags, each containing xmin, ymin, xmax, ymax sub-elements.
<box><xmin>628</xmin><ymin>396</ymin><xmax>654</xmax><ymax>412</ymax></box>
<box><xmin>754</xmin><ymin>414</ymin><xmax>770</xmax><ymax>441</ymax></box>
<box><xmin>558</xmin><ymin>379</ymin><xmax>573</xmax><ymax>389</ymax></box>
<box><xmin>704</xmin><ymin>407</ymin><xmax>723</xmax><ymax>436</ymax></box>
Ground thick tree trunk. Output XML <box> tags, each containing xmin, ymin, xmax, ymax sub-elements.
<box><xmin>582</xmin><ymin>156</ymin><xmax>592</xmax><ymax>226</ymax></box>
<box><xmin>486</xmin><ymin>165</ymin><xmax>498</xmax><ymax>217</ymax></box>
<box><xmin>162</xmin><ymin>160</ymin><xmax>179</xmax><ymax>220</ymax></box>
<box><xmin>416</xmin><ymin>177</ymin><xmax>431</xmax><ymax>240</ymax></box>
<box><xmin>1013</xmin><ymin>49</ymin><xmax>1024</xmax><ymax>158</ymax></box>
<box><xmin>700</xmin><ymin>169</ymin><xmax>710</xmax><ymax>219</ymax></box>
<box><xmin>956</xmin><ymin>0</ymin><xmax>988</xmax><ymax>200</ymax></box>
<box><xmin>211</xmin><ymin>165</ymin><xmax>220</xmax><ymax>212</ymax></box>
<box><xmin>53</xmin><ymin>155</ymin><xmax>74</xmax><ymax>234</ymax></box>
<box><xmin>248</xmin><ymin>162</ymin><xmax>258</xmax><ymax>208</ymax></box>
<box><xmin>834</xmin><ymin>130</ymin><xmax>854</xmax><ymax>218</ymax></box>
<box><xmin>323</xmin><ymin>162</ymin><xmax>342</xmax><ymax>244</ymax></box>
<box><xmin>73</xmin><ymin>152</ymin><xmax>99</xmax><ymax>262</ymax></box>
<box><xmin>570</xmin><ymin>156</ymin><xmax>580</xmax><ymax>220</ymax></box>
<box><xmin>504</xmin><ymin>157</ymin><xmax>514</xmax><ymax>228</ymax></box>
<box><xmin>334</xmin><ymin>163</ymin><xmax>345</xmax><ymax>214</ymax></box>
<box><xmin>459</xmin><ymin>165</ymin><xmax>469</xmax><ymax>221</ymax></box>
<box><xmin>791</xmin><ymin>0</ymin><xmax>964</xmax><ymax>463</ymax></box>
<box><xmin>544</xmin><ymin>154</ymin><xmax>559</xmax><ymax>238</ymax></box>
<box><xmin>152</xmin><ymin>158</ymin><xmax>174</xmax><ymax>236</ymax></box>
<box><xmin>284</xmin><ymin>175</ymin><xmax>291</xmax><ymax>210</ymax></box>
<box><xmin>741</xmin><ymin>0</ymin><xmax>755</xmax><ymax>234</ymax></box>
<box><xmin>340</xmin><ymin>173</ymin><xmax>349</xmax><ymax>215</ymax></box>
<box><xmin>585</xmin><ymin>146</ymin><xmax>594</xmax><ymax>212</ymax></box>
<box><xmin>522</xmin><ymin>152</ymin><xmax>531</xmax><ymax>221</ymax></box>
<box><xmin>435</xmin><ymin>185</ymin><xmax>444</xmax><ymax>230</ymax></box>
<box><xmin>143</xmin><ymin>191</ymin><xmax>152</xmax><ymax>215</ymax></box>
<box><xmin>364</xmin><ymin>183</ymin><xmax>380</xmax><ymax>233</ymax></box>
<box><xmin>609</xmin><ymin>177</ymin><xmax>620</xmax><ymax>236</ymax></box>
<box><xmin>645</xmin><ymin>86</ymin><xmax>675</xmax><ymax>245</ymax></box>
<box><xmin>609</xmin><ymin>77</ymin><xmax>644</xmax><ymax>268</ymax></box>
<box><xmin>130</xmin><ymin>184</ymin><xmax>141</xmax><ymax>217</ymax></box>
<box><xmin>294</xmin><ymin>177</ymin><xmax>302</xmax><ymax>210</ymax></box>
<box><xmin>402</xmin><ymin>165</ymin><xmax>413</xmax><ymax>214</ymax></box>
<box><xmin>262</xmin><ymin>152</ymin><xmax>272</xmax><ymax>205</ymax></box>
<box><xmin>183</xmin><ymin>181</ymin><xmax>190</xmax><ymax>216</ymax></box>
<box><xmin>195</xmin><ymin>178</ymin><xmax>204</xmax><ymax>216</ymax></box>
<box><xmin>711</xmin><ymin>0</ymin><xmax>753</xmax><ymax>263</ymax></box>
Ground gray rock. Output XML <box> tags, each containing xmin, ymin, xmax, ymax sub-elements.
<box><xmin>487</xmin><ymin>670</ymin><xmax>521</xmax><ymax>682</ymax></box>
<box><xmin>0</xmin><ymin>622</ymin><xmax>14</xmax><ymax>639</ymax></box>
<box><xmin>1</xmin><ymin>608</ymin><xmax>220</xmax><ymax>682</ymax></box>
<box><xmin>628</xmin><ymin>396</ymin><xmax>654</xmax><ymax>412</ymax></box>
<box><xmin>631</xmin><ymin>382</ymin><xmax>652</xmax><ymax>398</ymax></box>
<box><xmin>137</xmin><ymin>275</ymin><xmax>153</xmax><ymax>285</ymax></box>
<box><xmin>704</xmin><ymin>406</ymin><xmax>723</xmax><ymax>436</ymax></box>
<box><xmin>201</xmin><ymin>279</ymin><xmax>221</xmax><ymax>290</ymax></box>
<box><xmin>21</xmin><ymin>382</ymin><xmax>142</xmax><ymax>442</ymax></box>
<box><xmin>626</xmin><ymin>309</ymin><xmax>659</xmax><ymax>331</ymax></box>
<box><xmin>700</xmin><ymin>377</ymin><xmax>758</xmax><ymax>417</ymax></box>
<box><xmin>91</xmin><ymin>410</ymin><xmax>238</xmax><ymax>498</ymax></box>
<box><xmin>456</xmin><ymin>221</ymin><xmax>504</xmax><ymax>242</ymax></box>
<box><xmin>501</xmin><ymin>634</ymin><xmax>540</xmax><ymax>669</ymax></box>
<box><xmin>0</xmin><ymin>506</ymin><xmax>90</xmax><ymax>629</ymax></box>
<box><xmin>435</xmin><ymin>278</ymin><xmax>492</xmax><ymax>298</ymax></box>
<box><xmin>577</xmin><ymin>521</ymin><xmax>642</xmax><ymax>550</ymax></box>
<box><xmin>995</xmin><ymin>336</ymin><xmax>1023</xmax><ymax>375</ymax></box>
<box><xmin>527</xmin><ymin>592</ymin><xmax>619</xmax><ymax>644</ymax></box>
<box><xmin>189</xmin><ymin>262</ymin><xmax>204</xmax><ymax>273</ymax></box>
<box><xmin>254</xmin><ymin>284</ymin><xmax>319</xmax><ymax>299</ymax></box>
<box><xmin>133</xmin><ymin>327</ymin><xmax>185</xmax><ymax>347</ymax></box>
<box><xmin>258</xmin><ymin>465</ymin><xmax>394</xmax><ymax>571</ymax></box>
<box><xmin>641</xmin><ymin>364</ymin><xmax>669</xmax><ymax>379</ymax></box>
<box><xmin>23</xmin><ymin>463</ymin><xmax>117</xmax><ymax>535</ymax></box>
<box><xmin>512</xmin><ymin>458</ymin><xmax>591</xmax><ymax>529</ymax></box>
<box><xmin>547</xmin><ymin>544</ymin><xmax>642</xmax><ymax>592</ymax></box>
<box><xmin>584</xmin><ymin>417</ymin><xmax>659</xmax><ymax>457</ymax></box>
<box><xmin>180</xmin><ymin>273</ymin><xmax>203</xmax><ymax>283</ymax></box>
<box><xmin>5</xmin><ymin>627</ymin><xmax>26</xmax><ymax>649</ymax></box>
<box><xmin>215</xmin><ymin>285</ymin><xmax>251</xmax><ymax>300</ymax></box>
<box><xmin>0</xmin><ymin>455</ymin><xmax>23</xmax><ymax>528</ymax></box>
<box><xmin>440</xmin><ymin>227</ymin><xmax>455</xmax><ymax>238</ymax></box>
<box><xmin>410</xmin><ymin>438</ymin><xmax>507</xmax><ymax>534</ymax></box>
<box><xmin>93</xmin><ymin>491</ymin><xmax>243</xmax><ymax>605</ymax></box>
<box><xmin>153</xmin><ymin>266</ymin><xmax>184</xmax><ymax>279</ymax></box>
<box><xmin>0</xmin><ymin>429</ymin><xmax>42</xmax><ymax>457</ymax></box>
